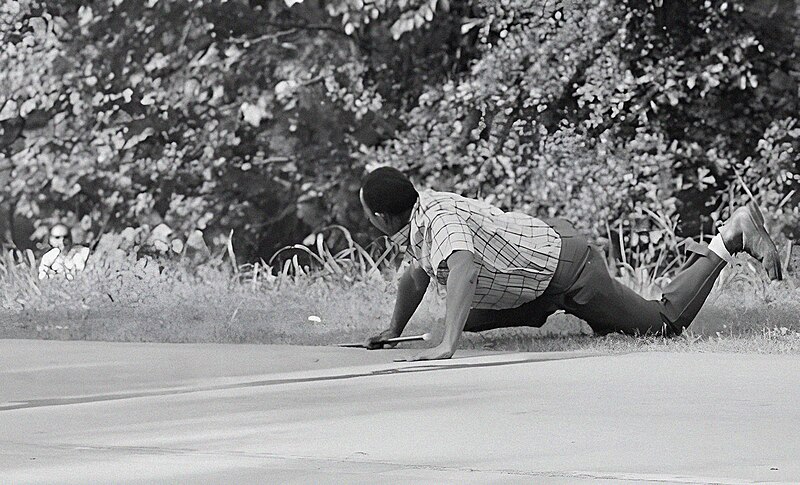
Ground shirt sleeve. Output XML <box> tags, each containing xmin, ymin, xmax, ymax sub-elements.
<box><xmin>427</xmin><ymin>211</ymin><xmax>475</xmax><ymax>273</ymax></box>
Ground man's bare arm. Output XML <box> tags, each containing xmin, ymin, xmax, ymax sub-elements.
<box><xmin>365</xmin><ymin>261</ymin><xmax>430</xmax><ymax>349</ymax></box>
<box><xmin>405</xmin><ymin>250</ymin><xmax>477</xmax><ymax>361</ymax></box>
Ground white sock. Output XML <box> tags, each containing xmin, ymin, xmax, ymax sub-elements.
<box><xmin>708</xmin><ymin>233</ymin><xmax>735</xmax><ymax>264</ymax></box>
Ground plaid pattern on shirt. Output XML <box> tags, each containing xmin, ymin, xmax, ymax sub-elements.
<box><xmin>389</xmin><ymin>190</ymin><xmax>561</xmax><ymax>310</ymax></box>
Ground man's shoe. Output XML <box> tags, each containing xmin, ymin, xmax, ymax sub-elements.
<box><xmin>721</xmin><ymin>202</ymin><xmax>783</xmax><ymax>281</ymax></box>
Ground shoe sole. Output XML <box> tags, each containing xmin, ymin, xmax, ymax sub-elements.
<box><xmin>746</xmin><ymin>202</ymin><xmax>783</xmax><ymax>280</ymax></box>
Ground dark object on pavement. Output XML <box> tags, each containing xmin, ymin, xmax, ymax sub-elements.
<box><xmin>339</xmin><ymin>333</ymin><xmax>431</xmax><ymax>348</ymax></box>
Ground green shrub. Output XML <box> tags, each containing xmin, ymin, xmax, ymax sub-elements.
<box><xmin>1</xmin><ymin>0</ymin><xmax>797</xmax><ymax>268</ymax></box>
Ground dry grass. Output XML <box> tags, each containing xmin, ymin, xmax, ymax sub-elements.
<box><xmin>1</xmin><ymin>229</ymin><xmax>799</xmax><ymax>354</ymax></box>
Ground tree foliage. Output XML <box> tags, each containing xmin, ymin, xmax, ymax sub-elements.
<box><xmin>369</xmin><ymin>0</ymin><xmax>799</xmax><ymax>261</ymax></box>
<box><xmin>1</xmin><ymin>0</ymin><xmax>797</xmax><ymax>265</ymax></box>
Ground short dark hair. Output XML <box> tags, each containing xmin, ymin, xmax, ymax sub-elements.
<box><xmin>361</xmin><ymin>167</ymin><xmax>418</xmax><ymax>215</ymax></box>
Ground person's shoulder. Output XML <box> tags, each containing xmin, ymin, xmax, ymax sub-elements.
<box><xmin>418</xmin><ymin>191</ymin><xmax>480</xmax><ymax>230</ymax></box>
<box><xmin>420</xmin><ymin>190</ymin><xmax>462</xmax><ymax>210</ymax></box>
<box><xmin>423</xmin><ymin>189</ymin><xmax>460</xmax><ymax>199</ymax></box>
<box><xmin>428</xmin><ymin>190</ymin><xmax>493</xmax><ymax>214</ymax></box>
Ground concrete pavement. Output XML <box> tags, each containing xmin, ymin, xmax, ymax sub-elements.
<box><xmin>1</xmin><ymin>339</ymin><xmax>799</xmax><ymax>484</ymax></box>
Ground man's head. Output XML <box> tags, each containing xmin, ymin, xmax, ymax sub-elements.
<box><xmin>49</xmin><ymin>224</ymin><xmax>71</xmax><ymax>250</ymax></box>
<box><xmin>359</xmin><ymin>167</ymin><xmax>418</xmax><ymax>235</ymax></box>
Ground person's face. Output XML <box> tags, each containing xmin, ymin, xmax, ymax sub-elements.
<box><xmin>49</xmin><ymin>225</ymin><xmax>70</xmax><ymax>249</ymax></box>
<box><xmin>360</xmin><ymin>189</ymin><xmax>400</xmax><ymax>236</ymax></box>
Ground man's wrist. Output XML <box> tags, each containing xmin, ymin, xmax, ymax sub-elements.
<box><xmin>442</xmin><ymin>322</ymin><xmax>461</xmax><ymax>347</ymax></box>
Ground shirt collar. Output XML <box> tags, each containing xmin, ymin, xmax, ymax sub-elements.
<box><xmin>388</xmin><ymin>224</ymin><xmax>411</xmax><ymax>246</ymax></box>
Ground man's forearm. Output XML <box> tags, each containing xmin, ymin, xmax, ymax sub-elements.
<box><xmin>402</xmin><ymin>251</ymin><xmax>476</xmax><ymax>362</ymax></box>
<box><xmin>441</xmin><ymin>260</ymin><xmax>478</xmax><ymax>350</ymax></box>
<box><xmin>389</xmin><ymin>270</ymin><xmax>428</xmax><ymax>334</ymax></box>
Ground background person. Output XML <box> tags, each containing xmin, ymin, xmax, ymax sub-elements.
<box><xmin>38</xmin><ymin>224</ymin><xmax>91</xmax><ymax>281</ymax></box>
<box><xmin>360</xmin><ymin>167</ymin><xmax>782</xmax><ymax>361</ymax></box>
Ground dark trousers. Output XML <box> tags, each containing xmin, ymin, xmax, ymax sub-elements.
<box><xmin>464</xmin><ymin>219</ymin><xmax>727</xmax><ymax>336</ymax></box>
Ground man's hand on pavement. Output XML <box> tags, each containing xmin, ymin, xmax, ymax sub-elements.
<box><xmin>402</xmin><ymin>344</ymin><xmax>455</xmax><ymax>362</ymax></box>
<box><xmin>363</xmin><ymin>328</ymin><xmax>401</xmax><ymax>349</ymax></box>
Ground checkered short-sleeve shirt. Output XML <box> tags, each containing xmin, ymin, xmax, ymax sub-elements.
<box><xmin>389</xmin><ymin>190</ymin><xmax>562</xmax><ymax>310</ymax></box>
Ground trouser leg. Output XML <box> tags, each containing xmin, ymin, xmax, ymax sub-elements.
<box><xmin>463</xmin><ymin>215</ymin><xmax>727</xmax><ymax>336</ymax></box>
<box><xmin>658</xmin><ymin>241</ymin><xmax>728</xmax><ymax>332</ymax></box>
<box><xmin>560</xmin><ymin>242</ymin><xmax>727</xmax><ymax>336</ymax></box>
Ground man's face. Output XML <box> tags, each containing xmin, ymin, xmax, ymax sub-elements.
<box><xmin>359</xmin><ymin>189</ymin><xmax>396</xmax><ymax>235</ymax></box>
<box><xmin>49</xmin><ymin>225</ymin><xmax>69</xmax><ymax>249</ymax></box>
